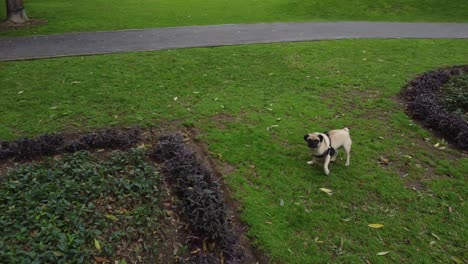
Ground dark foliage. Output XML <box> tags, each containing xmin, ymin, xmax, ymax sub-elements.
<box><xmin>64</xmin><ymin>127</ymin><xmax>141</xmax><ymax>152</ymax></box>
<box><xmin>0</xmin><ymin>134</ymin><xmax>64</xmax><ymax>161</ymax></box>
<box><xmin>401</xmin><ymin>65</ymin><xmax>468</xmax><ymax>149</ymax></box>
<box><xmin>151</xmin><ymin>134</ymin><xmax>243</xmax><ymax>263</ymax></box>
<box><xmin>0</xmin><ymin>127</ymin><xmax>141</xmax><ymax>162</ymax></box>
<box><xmin>188</xmin><ymin>253</ymin><xmax>221</xmax><ymax>264</ymax></box>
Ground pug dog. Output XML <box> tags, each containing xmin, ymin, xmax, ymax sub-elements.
<box><xmin>303</xmin><ymin>127</ymin><xmax>352</xmax><ymax>175</ymax></box>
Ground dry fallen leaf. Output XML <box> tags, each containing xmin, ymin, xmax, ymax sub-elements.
<box><xmin>280</xmin><ymin>199</ymin><xmax>284</xmax><ymax>206</ymax></box>
<box><xmin>368</xmin><ymin>223</ymin><xmax>384</xmax><ymax>229</ymax></box>
<box><xmin>266</xmin><ymin>125</ymin><xmax>279</xmax><ymax>131</ymax></box>
<box><xmin>434</xmin><ymin>142</ymin><xmax>440</xmax><ymax>147</ymax></box>
<box><xmin>378</xmin><ymin>157</ymin><xmax>389</xmax><ymax>166</ymax></box>
<box><xmin>93</xmin><ymin>256</ymin><xmax>109</xmax><ymax>263</ymax></box>
<box><xmin>319</xmin><ymin>188</ymin><xmax>333</xmax><ymax>195</ymax></box>
<box><xmin>376</xmin><ymin>251</ymin><xmax>390</xmax><ymax>256</ymax></box>
<box><xmin>265</xmin><ymin>221</ymin><xmax>273</xmax><ymax>225</ymax></box>
<box><xmin>191</xmin><ymin>248</ymin><xmax>201</xmax><ymax>254</ymax></box>
<box><xmin>431</xmin><ymin>232</ymin><xmax>440</xmax><ymax>240</ymax></box>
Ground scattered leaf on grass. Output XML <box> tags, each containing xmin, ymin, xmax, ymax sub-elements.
<box><xmin>173</xmin><ymin>97</ymin><xmax>178</xmax><ymax>101</ymax></box>
<box><xmin>319</xmin><ymin>188</ymin><xmax>333</xmax><ymax>195</ymax></box>
<box><xmin>280</xmin><ymin>199</ymin><xmax>284</xmax><ymax>206</ymax></box>
<box><xmin>53</xmin><ymin>251</ymin><xmax>64</xmax><ymax>257</ymax></box>
<box><xmin>434</xmin><ymin>143</ymin><xmax>440</xmax><ymax>147</ymax></box>
<box><xmin>266</xmin><ymin>125</ymin><xmax>279</xmax><ymax>131</ymax></box>
<box><xmin>378</xmin><ymin>157</ymin><xmax>389</xmax><ymax>166</ymax></box>
<box><xmin>49</xmin><ymin>106</ymin><xmax>57</xmax><ymax>110</ymax></box>
<box><xmin>368</xmin><ymin>223</ymin><xmax>384</xmax><ymax>229</ymax></box>
<box><xmin>94</xmin><ymin>238</ymin><xmax>102</xmax><ymax>252</ymax></box>
<box><xmin>431</xmin><ymin>232</ymin><xmax>440</xmax><ymax>240</ymax></box>
<box><xmin>376</xmin><ymin>251</ymin><xmax>390</xmax><ymax>256</ymax></box>
<box><xmin>451</xmin><ymin>256</ymin><xmax>463</xmax><ymax>264</ymax></box>
<box><xmin>18</xmin><ymin>91</ymin><xmax>24</xmax><ymax>94</ymax></box>
<box><xmin>265</xmin><ymin>221</ymin><xmax>273</xmax><ymax>225</ymax></box>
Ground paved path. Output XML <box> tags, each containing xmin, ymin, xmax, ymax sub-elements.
<box><xmin>1</xmin><ymin>22</ymin><xmax>468</xmax><ymax>61</ymax></box>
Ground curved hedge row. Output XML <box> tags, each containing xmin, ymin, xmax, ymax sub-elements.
<box><xmin>401</xmin><ymin>65</ymin><xmax>468</xmax><ymax>149</ymax></box>
<box><xmin>0</xmin><ymin>128</ymin><xmax>141</xmax><ymax>161</ymax></box>
<box><xmin>150</xmin><ymin>134</ymin><xmax>243</xmax><ymax>263</ymax></box>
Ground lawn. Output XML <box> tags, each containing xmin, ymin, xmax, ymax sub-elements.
<box><xmin>1</xmin><ymin>0</ymin><xmax>468</xmax><ymax>36</ymax></box>
<box><xmin>1</xmin><ymin>39</ymin><xmax>467</xmax><ymax>262</ymax></box>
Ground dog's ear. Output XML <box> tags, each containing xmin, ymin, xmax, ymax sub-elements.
<box><xmin>304</xmin><ymin>134</ymin><xmax>309</xmax><ymax>141</ymax></box>
<box><xmin>318</xmin><ymin>134</ymin><xmax>324</xmax><ymax>142</ymax></box>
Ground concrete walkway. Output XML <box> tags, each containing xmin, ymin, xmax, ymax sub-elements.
<box><xmin>1</xmin><ymin>22</ymin><xmax>468</xmax><ymax>61</ymax></box>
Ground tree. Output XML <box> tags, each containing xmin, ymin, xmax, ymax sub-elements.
<box><xmin>5</xmin><ymin>0</ymin><xmax>29</xmax><ymax>24</ymax></box>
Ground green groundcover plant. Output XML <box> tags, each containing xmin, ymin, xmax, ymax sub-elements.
<box><xmin>0</xmin><ymin>149</ymin><xmax>162</xmax><ymax>263</ymax></box>
<box><xmin>440</xmin><ymin>74</ymin><xmax>468</xmax><ymax>118</ymax></box>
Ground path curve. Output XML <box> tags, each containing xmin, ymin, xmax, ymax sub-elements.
<box><xmin>1</xmin><ymin>22</ymin><xmax>468</xmax><ymax>61</ymax></box>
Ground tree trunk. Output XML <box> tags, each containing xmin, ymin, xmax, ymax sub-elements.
<box><xmin>6</xmin><ymin>0</ymin><xmax>29</xmax><ymax>24</ymax></box>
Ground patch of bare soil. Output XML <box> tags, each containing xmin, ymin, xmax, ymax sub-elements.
<box><xmin>0</xmin><ymin>19</ymin><xmax>47</xmax><ymax>31</ymax></box>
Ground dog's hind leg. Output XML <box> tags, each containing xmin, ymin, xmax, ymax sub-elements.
<box><xmin>344</xmin><ymin>140</ymin><xmax>351</xmax><ymax>166</ymax></box>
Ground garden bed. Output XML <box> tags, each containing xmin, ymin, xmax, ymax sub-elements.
<box><xmin>0</xmin><ymin>127</ymin><xmax>263</xmax><ymax>263</ymax></box>
<box><xmin>401</xmin><ymin>65</ymin><xmax>468</xmax><ymax>149</ymax></box>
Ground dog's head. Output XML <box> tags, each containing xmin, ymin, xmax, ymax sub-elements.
<box><xmin>304</xmin><ymin>133</ymin><xmax>324</xmax><ymax>149</ymax></box>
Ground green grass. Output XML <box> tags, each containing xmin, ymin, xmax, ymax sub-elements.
<box><xmin>1</xmin><ymin>0</ymin><xmax>468</xmax><ymax>36</ymax></box>
<box><xmin>1</xmin><ymin>39</ymin><xmax>467</xmax><ymax>262</ymax></box>
<box><xmin>0</xmin><ymin>149</ymin><xmax>163</xmax><ymax>263</ymax></box>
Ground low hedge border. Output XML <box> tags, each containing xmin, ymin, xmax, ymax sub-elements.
<box><xmin>0</xmin><ymin>127</ymin><xmax>142</xmax><ymax>161</ymax></box>
<box><xmin>401</xmin><ymin>65</ymin><xmax>468</xmax><ymax>149</ymax></box>
<box><xmin>150</xmin><ymin>133</ymin><xmax>243</xmax><ymax>263</ymax></box>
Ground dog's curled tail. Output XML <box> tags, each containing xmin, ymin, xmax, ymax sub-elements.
<box><xmin>344</xmin><ymin>127</ymin><xmax>350</xmax><ymax>132</ymax></box>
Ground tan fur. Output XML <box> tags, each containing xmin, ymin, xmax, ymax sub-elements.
<box><xmin>305</xmin><ymin>127</ymin><xmax>352</xmax><ymax>175</ymax></box>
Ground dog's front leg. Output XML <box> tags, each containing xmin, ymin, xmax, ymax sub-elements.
<box><xmin>323</xmin><ymin>155</ymin><xmax>331</xmax><ymax>175</ymax></box>
<box><xmin>307</xmin><ymin>157</ymin><xmax>316</xmax><ymax>165</ymax></box>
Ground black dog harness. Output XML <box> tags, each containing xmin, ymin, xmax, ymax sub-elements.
<box><xmin>313</xmin><ymin>132</ymin><xmax>336</xmax><ymax>158</ymax></box>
